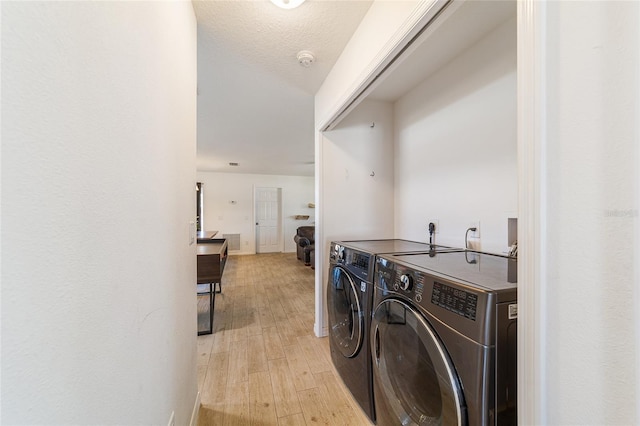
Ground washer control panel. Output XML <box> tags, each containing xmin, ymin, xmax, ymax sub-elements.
<box><xmin>331</xmin><ymin>243</ymin><xmax>371</xmax><ymax>282</ymax></box>
<box><xmin>330</xmin><ymin>244</ymin><xmax>343</xmax><ymax>262</ymax></box>
<box><xmin>376</xmin><ymin>258</ymin><xmax>425</xmax><ymax>303</ymax></box>
<box><xmin>376</xmin><ymin>256</ymin><xmax>479</xmax><ymax>320</ymax></box>
<box><xmin>399</xmin><ymin>274</ymin><xmax>413</xmax><ymax>291</ymax></box>
<box><xmin>331</xmin><ymin>244</ymin><xmax>345</xmax><ymax>262</ymax></box>
<box><xmin>431</xmin><ymin>281</ymin><xmax>478</xmax><ymax>321</ymax></box>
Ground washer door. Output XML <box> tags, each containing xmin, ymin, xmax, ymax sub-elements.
<box><xmin>371</xmin><ymin>299</ymin><xmax>466</xmax><ymax>426</ymax></box>
<box><xmin>327</xmin><ymin>265</ymin><xmax>363</xmax><ymax>358</ymax></box>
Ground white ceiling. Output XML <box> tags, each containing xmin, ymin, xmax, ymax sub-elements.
<box><xmin>366</xmin><ymin>0</ymin><xmax>516</xmax><ymax>103</ymax></box>
<box><xmin>193</xmin><ymin>0</ymin><xmax>373</xmax><ymax>176</ymax></box>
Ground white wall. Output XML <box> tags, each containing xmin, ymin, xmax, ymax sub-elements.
<box><xmin>1</xmin><ymin>2</ymin><xmax>198</xmax><ymax>425</ymax></box>
<box><xmin>196</xmin><ymin>172</ymin><xmax>314</xmax><ymax>255</ymax></box>
<box><xmin>321</xmin><ymin>99</ymin><xmax>395</xmax><ymax>244</ymax></box>
<box><xmin>394</xmin><ymin>17</ymin><xmax>517</xmax><ymax>254</ymax></box>
<box><xmin>317</xmin><ymin>99</ymin><xmax>395</xmax><ymax>334</ymax></box>
<box><xmin>533</xmin><ymin>1</ymin><xmax>639</xmax><ymax>424</ymax></box>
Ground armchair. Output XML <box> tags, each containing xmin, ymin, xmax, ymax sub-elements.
<box><xmin>309</xmin><ymin>245</ymin><xmax>315</xmax><ymax>269</ymax></box>
<box><xmin>294</xmin><ymin>226</ymin><xmax>315</xmax><ymax>265</ymax></box>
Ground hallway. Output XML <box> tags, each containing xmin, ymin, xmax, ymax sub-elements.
<box><xmin>196</xmin><ymin>253</ymin><xmax>373</xmax><ymax>425</ymax></box>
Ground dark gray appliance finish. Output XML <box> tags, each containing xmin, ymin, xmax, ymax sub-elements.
<box><xmin>326</xmin><ymin>239</ymin><xmax>464</xmax><ymax>424</ymax></box>
<box><xmin>335</xmin><ymin>239</ymin><xmax>462</xmax><ymax>284</ymax></box>
<box><xmin>327</xmin><ymin>242</ymin><xmax>376</xmax><ymax>422</ymax></box>
<box><xmin>388</xmin><ymin>250</ymin><xmax>518</xmax><ymax>294</ymax></box>
<box><xmin>340</xmin><ymin>239</ymin><xmax>460</xmax><ymax>257</ymax></box>
<box><xmin>371</xmin><ymin>251</ymin><xmax>517</xmax><ymax>426</ymax></box>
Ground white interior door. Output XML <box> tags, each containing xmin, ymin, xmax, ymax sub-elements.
<box><xmin>255</xmin><ymin>187</ymin><xmax>281</xmax><ymax>253</ymax></box>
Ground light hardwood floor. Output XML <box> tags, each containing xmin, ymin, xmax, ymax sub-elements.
<box><xmin>197</xmin><ymin>252</ymin><xmax>374</xmax><ymax>426</ymax></box>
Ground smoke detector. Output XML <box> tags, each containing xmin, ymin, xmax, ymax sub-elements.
<box><xmin>296</xmin><ymin>50</ymin><xmax>315</xmax><ymax>68</ymax></box>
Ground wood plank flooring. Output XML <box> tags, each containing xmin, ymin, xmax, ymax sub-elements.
<box><xmin>197</xmin><ymin>252</ymin><xmax>374</xmax><ymax>426</ymax></box>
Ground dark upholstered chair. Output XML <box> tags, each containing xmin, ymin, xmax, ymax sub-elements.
<box><xmin>309</xmin><ymin>246</ymin><xmax>315</xmax><ymax>269</ymax></box>
<box><xmin>294</xmin><ymin>226</ymin><xmax>315</xmax><ymax>265</ymax></box>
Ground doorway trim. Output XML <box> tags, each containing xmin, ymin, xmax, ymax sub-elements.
<box><xmin>314</xmin><ymin>2</ymin><xmax>547</xmax><ymax>424</ymax></box>
<box><xmin>517</xmin><ymin>0</ymin><xmax>546</xmax><ymax>423</ymax></box>
<box><xmin>254</xmin><ymin>186</ymin><xmax>283</xmax><ymax>254</ymax></box>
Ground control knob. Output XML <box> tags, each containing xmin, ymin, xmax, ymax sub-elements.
<box><xmin>399</xmin><ymin>274</ymin><xmax>413</xmax><ymax>291</ymax></box>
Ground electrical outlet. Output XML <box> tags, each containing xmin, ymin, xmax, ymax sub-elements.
<box><xmin>468</xmin><ymin>220</ymin><xmax>480</xmax><ymax>238</ymax></box>
<box><xmin>168</xmin><ymin>411</ymin><xmax>175</xmax><ymax>426</ymax></box>
<box><xmin>427</xmin><ymin>219</ymin><xmax>440</xmax><ymax>234</ymax></box>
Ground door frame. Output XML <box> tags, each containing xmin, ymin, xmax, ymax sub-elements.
<box><xmin>315</xmin><ymin>2</ymin><xmax>547</xmax><ymax>424</ymax></box>
<box><xmin>517</xmin><ymin>0</ymin><xmax>545</xmax><ymax>423</ymax></box>
<box><xmin>253</xmin><ymin>186</ymin><xmax>284</xmax><ymax>254</ymax></box>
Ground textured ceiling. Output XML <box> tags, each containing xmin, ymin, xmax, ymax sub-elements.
<box><xmin>194</xmin><ymin>0</ymin><xmax>373</xmax><ymax>176</ymax></box>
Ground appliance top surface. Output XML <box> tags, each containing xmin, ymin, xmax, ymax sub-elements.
<box><xmin>337</xmin><ymin>239</ymin><xmax>461</xmax><ymax>254</ymax></box>
<box><xmin>383</xmin><ymin>251</ymin><xmax>517</xmax><ymax>292</ymax></box>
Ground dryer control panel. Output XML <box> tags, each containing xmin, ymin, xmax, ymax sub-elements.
<box><xmin>376</xmin><ymin>256</ymin><xmax>482</xmax><ymax>325</ymax></box>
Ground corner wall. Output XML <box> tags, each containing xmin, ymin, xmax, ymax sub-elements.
<box><xmin>394</xmin><ymin>17</ymin><xmax>517</xmax><ymax>254</ymax></box>
<box><xmin>1</xmin><ymin>2</ymin><xmax>198</xmax><ymax>424</ymax></box>
<box><xmin>316</xmin><ymin>99</ymin><xmax>395</xmax><ymax>335</ymax></box>
<box><xmin>196</xmin><ymin>172</ymin><xmax>314</xmax><ymax>254</ymax></box>
<box><xmin>321</xmin><ymin>100</ymin><xmax>395</xmax><ymax>244</ymax></box>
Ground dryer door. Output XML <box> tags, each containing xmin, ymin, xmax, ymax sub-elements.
<box><xmin>327</xmin><ymin>265</ymin><xmax>363</xmax><ymax>358</ymax></box>
<box><xmin>371</xmin><ymin>299</ymin><xmax>466</xmax><ymax>426</ymax></box>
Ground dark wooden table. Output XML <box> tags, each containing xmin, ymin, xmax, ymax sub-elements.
<box><xmin>197</xmin><ymin>230</ymin><xmax>218</xmax><ymax>241</ymax></box>
<box><xmin>196</xmin><ymin>238</ymin><xmax>227</xmax><ymax>335</ymax></box>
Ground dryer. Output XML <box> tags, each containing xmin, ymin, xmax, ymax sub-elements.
<box><xmin>327</xmin><ymin>240</ymin><xmax>460</xmax><ymax>423</ymax></box>
<box><xmin>371</xmin><ymin>251</ymin><xmax>517</xmax><ymax>426</ymax></box>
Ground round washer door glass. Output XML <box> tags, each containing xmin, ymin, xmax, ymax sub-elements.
<box><xmin>327</xmin><ymin>266</ymin><xmax>363</xmax><ymax>358</ymax></box>
<box><xmin>371</xmin><ymin>299</ymin><xmax>465</xmax><ymax>426</ymax></box>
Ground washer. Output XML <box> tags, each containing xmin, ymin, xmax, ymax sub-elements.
<box><xmin>371</xmin><ymin>251</ymin><xmax>517</xmax><ymax>426</ymax></box>
<box><xmin>327</xmin><ymin>239</ymin><xmax>460</xmax><ymax>423</ymax></box>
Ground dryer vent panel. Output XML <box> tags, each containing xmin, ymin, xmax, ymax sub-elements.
<box><xmin>223</xmin><ymin>233</ymin><xmax>241</xmax><ymax>251</ymax></box>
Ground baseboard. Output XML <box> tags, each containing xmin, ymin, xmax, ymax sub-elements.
<box><xmin>189</xmin><ymin>391</ymin><xmax>201</xmax><ymax>426</ymax></box>
<box><xmin>314</xmin><ymin>322</ymin><xmax>329</xmax><ymax>337</ymax></box>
